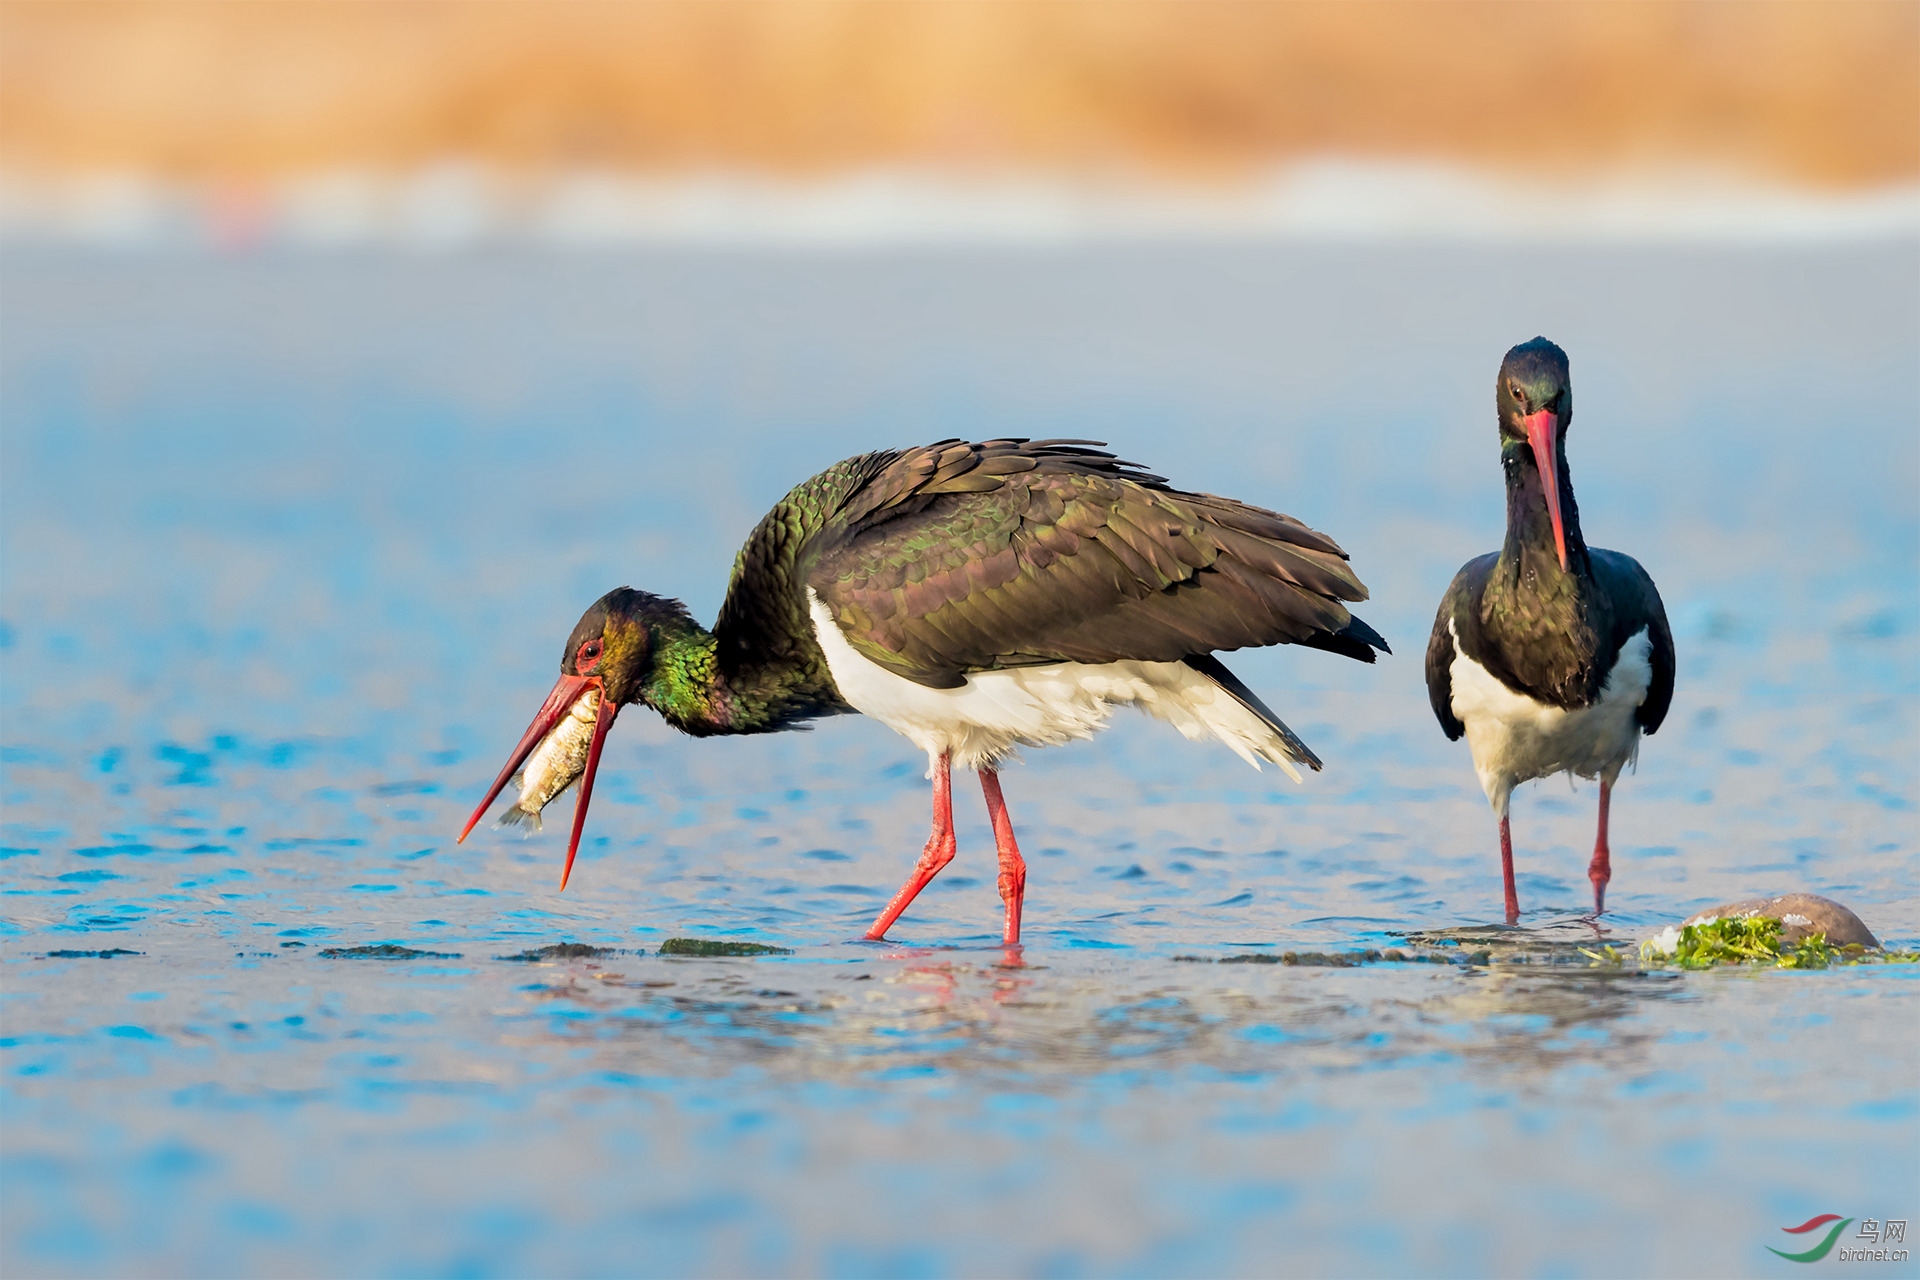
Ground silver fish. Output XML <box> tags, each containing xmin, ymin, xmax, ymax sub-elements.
<box><xmin>498</xmin><ymin>686</ymin><xmax>600</xmax><ymax>831</ymax></box>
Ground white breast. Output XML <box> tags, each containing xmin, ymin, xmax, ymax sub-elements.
<box><xmin>1448</xmin><ymin>621</ymin><xmax>1652</xmax><ymax>817</ymax></box>
<box><xmin>807</xmin><ymin>589</ymin><xmax>1307</xmax><ymax>779</ymax></box>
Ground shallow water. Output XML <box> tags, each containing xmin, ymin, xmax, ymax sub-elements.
<box><xmin>2</xmin><ymin>246</ymin><xmax>1916</xmax><ymax>1278</ymax></box>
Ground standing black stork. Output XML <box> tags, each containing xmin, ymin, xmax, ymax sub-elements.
<box><xmin>1425</xmin><ymin>339</ymin><xmax>1674</xmax><ymax>923</ymax></box>
<box><xmin>460</xmin><ymin>438</ymin><xmax>1387</xmax><ymax>945</ymax></box>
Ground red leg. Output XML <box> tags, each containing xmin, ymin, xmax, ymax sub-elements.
<box><xmin>1499</xmin><ymin>814</ymin><xmax>1520</xmax><ymax>925</ymax></box>
<box><xmin>1588</xmin><ymin>779</ymin><xmax>1613</xmax><ymax>915</ymax></box>
<box><xmin>866</xmin><ymin>752</ymin><xmax>956</xmax><ymax>941</ymax></box>
<box><xmin>978</xmin><ymin>767</ymin><xmax>1028</xmax><ymax>946</ymax></box>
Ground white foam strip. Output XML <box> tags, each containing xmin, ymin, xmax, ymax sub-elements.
<box><xmin>3</xmin><ymin>160</ymin><xmax>1914</xmax><ymax>249</ymax></box>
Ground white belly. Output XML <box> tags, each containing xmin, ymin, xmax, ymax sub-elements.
<box><xmin>1448</xmin><ymin>621</ymin><xmax>1652</xmax><ymax>817</ymax></box>
<box><xmin>808</xmin><ymin>590</ymin><xmax>1306</xmax><ymax>779</ymax></box>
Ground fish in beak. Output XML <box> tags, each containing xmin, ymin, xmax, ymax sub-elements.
<box><xmin>457</xmin><ymin>672</ymin><xmax>620</xmax><ymax>890</ymax></box>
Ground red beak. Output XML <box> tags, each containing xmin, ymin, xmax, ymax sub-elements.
<box><xmin>457</xmin><ymin>672</ymin><xmax>620</xmax><ymax>891</ymax></box>
<box><xmin>1522</xmin><ymin>409</ymin><xmax>1567</xmax><ymax>571</ymax></box>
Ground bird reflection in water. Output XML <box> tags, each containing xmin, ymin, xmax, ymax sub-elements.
<box><xmin>501</xmin><ymin>943</ymin><xmax>1682</xmax><ymax>1092</ymax></box>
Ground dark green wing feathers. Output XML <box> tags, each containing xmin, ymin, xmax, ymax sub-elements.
<box><xmin>797</xmin><ymin>439</ymin><xmax>1385</xmax><ymax>688</ymax></box>
<box><xmin>1589</xmin><ymin>549</ymin><xmax>1675</xmax><ymax>734</ymax></box>
<box><xmin>1425</xmin><ymin>556</ymin><xmax>1490</xmax><ymax>742</ymax></box>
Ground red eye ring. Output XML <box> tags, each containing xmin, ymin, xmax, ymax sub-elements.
<box><xmin>576</xmin><ymin>639</ymin><xmax>603</xmax><ymax>674</ymax></box>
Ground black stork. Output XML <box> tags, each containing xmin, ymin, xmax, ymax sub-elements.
<box><xmin>461</xmin><ymin>438</ymin><xmax>1388</xmax><ymax>945</ymax></box>
<box><xmin>1425</xmin><ymin>339</ymin><xmax>1674</xmax><ymax>924</ymax></box>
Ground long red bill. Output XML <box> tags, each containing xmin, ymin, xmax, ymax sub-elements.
<box><xmin>1523</xmin><ymin>408</ymin><xmax>1567</xmax><ymax>571</ymax></box>
<box><xmin>457</xmin><ymin>673</ymin><xmax>601</xmax><ymax>845</ymax></box>
<box><xmin>558</xmin><ymin>698</ymin><xmax>618</xmax><ymax>891</ymax></box>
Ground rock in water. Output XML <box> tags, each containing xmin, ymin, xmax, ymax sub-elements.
<box><xmin>1682</xmin><ymin>893</ymin><xmax>1879</xmax><ymax>949</ymax></box>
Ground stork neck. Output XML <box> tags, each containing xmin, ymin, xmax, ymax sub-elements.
<box><xmin>1500</xmin><ymin>441</ymin><xmax>1588</xmax><ymax>579</ymax></box>
<box><xmin>641</xmin><ymin>618</ymin><xmax>836</xmax><ymax>736</ymax></box>
<box><xmin>639</xmin><ymin>623</ymin><xmax>736</xmax><ymax>734</ymax></box>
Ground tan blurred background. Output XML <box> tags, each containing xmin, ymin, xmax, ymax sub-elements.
<box><xmin>2</xmin><ymin>0</ymin><xmax>1915</xmax><ymax>188</ymax></box>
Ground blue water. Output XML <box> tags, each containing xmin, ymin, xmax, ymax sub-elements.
<box><xmin>2</xmin><ymin>245</ymin><xmax>1916</xmax><ymax>1278</ymax></box>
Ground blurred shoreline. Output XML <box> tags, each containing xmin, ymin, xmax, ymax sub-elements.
<box><xmin>3</xmin><ymin>1</ymin><xmax>1913</xmax><ymax>190</ymax></box>
<box><xmin>5</xmin><ymin>160</ymin><xmax>1917</xmax><ymax>251</ymax></box>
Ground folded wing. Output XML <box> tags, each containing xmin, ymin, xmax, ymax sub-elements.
<box><xmin>808</xmin><ymin>438</ymin><xmax>1386</xmax><ymax>688</ymax></box>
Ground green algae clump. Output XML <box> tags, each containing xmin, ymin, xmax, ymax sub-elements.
<box><xmin>1635</xmin><ymin>917</ymin><xmax>1917</xmax><ymax>970</ymax></box>
<box><xmin>496</xmin><ymin>943</ymin><xmax>620</xmax><ymax>962</ymax></box>
<box><xmin>317</xmin><ymin>944</ymin><xmax>462</xmax><ymax>960</ymax></box>
<box><xmin>658</xmin><ymin>938</ymin><xmax>792</xmax><ymax>957</ymax></box>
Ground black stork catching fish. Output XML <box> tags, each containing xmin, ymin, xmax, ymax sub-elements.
<box><xmin>1426</xmin><ymin>339</ymin><xmax>1674</xmax><ymax>923</ymax></box>
<box><xmin>461</xmin><ymin>438</ymin><xmax>1387</xmax><ymax>945</ymax></box>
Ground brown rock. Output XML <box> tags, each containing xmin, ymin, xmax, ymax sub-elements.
<box><xmin>1682</xmin><ymin>893</ymin><xmax>1880</xmax><ymax>949</ymax></box>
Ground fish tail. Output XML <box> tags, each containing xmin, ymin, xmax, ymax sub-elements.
<box><xmin>498</xmin><ymin>805</ymin><xmax>542</xmax><ymax>833</ymax></box>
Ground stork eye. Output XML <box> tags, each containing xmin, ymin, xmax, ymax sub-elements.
<box><xmin>1510</xmin><ymin>384</ymin><xmax>1525</xmax><ymax>400</ymax></box>
<box><xmin>576</xmin><ymin>639</ymin><xmax>603</xmax><ymax>673</ymax></box>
